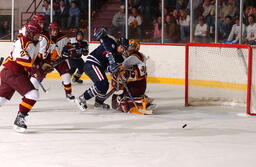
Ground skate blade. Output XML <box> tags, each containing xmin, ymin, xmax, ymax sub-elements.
<box><xmin>93</xmin><ymin>106</ymin><xmax>110</xmax><ymax>110</ymax></box>
<box><xmin>67</xmin><ymin>98</ymin><xmax>76</xmax><ymax>103</ymax></box>
<box><xmin>13</xmin><ymin>125</ymin><xmax>27</xmax><ymax>133</ymax></box>
<box><xmin>75</xmin><ymin>99</ymin><xmax>87</xmax><ymax>111</ymax></box>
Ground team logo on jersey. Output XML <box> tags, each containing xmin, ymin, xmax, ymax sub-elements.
<box><xmin>112</xmin><ymin>44</ymin><xmax>115</xmax><ymax>49</ymax></box>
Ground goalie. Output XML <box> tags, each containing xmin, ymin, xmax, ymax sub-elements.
<box><xmin>111</xmin><ymin>39</ymin><xmax>153</xmax><ymax>114</ymax></box>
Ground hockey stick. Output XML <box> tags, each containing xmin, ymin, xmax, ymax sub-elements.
<box><xmin>102</xmin><ymin>87</ymin><xmax>116</xmax><ymax>101</ymax></box>
<box><xmin>38</xmin><ymin>81</ymin><xmax>47</xmax><ymax>92</ymax></box>
<box><xmin>0</xmin><ymin>57</ymin><xmax>3</xmax><ymax>66</ymax></box>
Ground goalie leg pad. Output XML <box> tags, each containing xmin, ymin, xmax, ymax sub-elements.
<box><xmin>115</xmin><ymin>96</ymin><xmax>152</xmax><ymax>113</ymax></box>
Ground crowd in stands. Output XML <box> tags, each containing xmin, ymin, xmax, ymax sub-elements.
<box><xmin>1</xmin><ymin>0</ymin><xmax>256</xmax><ymax>43</ymax></box>
<box><xmin>0</xmin><ymin>20</ymin><xmax>10</xmax><ymax>39</ymax></box>
<box><xmin>38</xmin><ymin>0</ymin><xmax>108</xmax><ymax>29</ymax></box>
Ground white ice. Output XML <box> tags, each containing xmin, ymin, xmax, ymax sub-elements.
<box><xmin>1</xmin><ymin>79</ymin><xmax>256</xmax><ymax>167</ymax></box>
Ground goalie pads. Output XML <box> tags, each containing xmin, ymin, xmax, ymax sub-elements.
<box><xmin>112</xmin><ymin>94</ymin><xmax>151</xmax><ymax>113</ymax></box>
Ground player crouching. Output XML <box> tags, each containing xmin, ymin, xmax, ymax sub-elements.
<box><xmin>111</xmin><ymin>39</ymin><xmax>155</xmax><ymax>115</ymax></box>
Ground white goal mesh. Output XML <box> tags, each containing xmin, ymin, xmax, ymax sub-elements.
<box><xmin>185</xmin><ymin>43</ymin><xmax>256</xmax><ymax>115</ymax></box>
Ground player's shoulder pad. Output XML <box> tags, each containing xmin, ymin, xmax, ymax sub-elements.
<box><xmin>19</xmin><ymin>36</ymin><xmax>33</xmax><ymax>49</ymax></box>
<box><xmin>40</xmin><ymin>31</ymin><xmax>50</xmax><ymax>39</ymax></box>
<box><xmin>56</xmin><ymin>33</ymin><xmax>68</xmax><ymax>41</ymax></box>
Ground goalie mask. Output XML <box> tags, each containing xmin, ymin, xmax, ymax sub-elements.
<box><xmin>128</xmin><ymin>39</ymin><xmax>140</xmax><ymax>51</ymax></box>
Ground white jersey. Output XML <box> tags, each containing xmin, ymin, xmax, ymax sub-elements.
<box><xmin>18</xmin><ymin>25</ymin><xmax>49</xmax><ymax>59</ymax></box>
<box><xmin>227</xmin><ymin>23</ymin><xmax>245</xmax><ymax>43</ymax></box>
<box><xmin>246</xmin><ymin>23</ymin><xmax>256</xmax><ymax>41</ymax></box>
<box><xmin>4</xmin><ymin>36</ymin><xmax>40</xmax><ymax>72</ymax></box>
<box><xmin>47</xmin><ymin>34</ymin><xmax>70</xmax><ymax>60</ymax></box>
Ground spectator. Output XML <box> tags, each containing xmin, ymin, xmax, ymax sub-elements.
<box><xmin>178</xmin><ymin>9</ymin><xmax>190</xmax><ymax>42</ymax></box>
<box><xmin>219</xmin><ymin>15</ymin><xmax>233</xmax><ymax>41</ymax></box>
<box><xmin>53</xmin><ymin>0</ymin><xmax>61</xmax><ymax>22</ymax></box>
<box><xmin>227</xmin><ymin>18</ymin><xmax>245</xmax><ymax>43</ymax></box>
<box><xmin>110</xmin><ymin>5</ymin><xmax>126</xmax><ymax>37</ymax></box>
<box><xmin>202</xmin><ymin>0</ymin><xmax>215</xmax><ymax>33</ymax></box>
<box><xmin>176</xmin><ymin>0</ymin><xmax>188</xmax><ymax>10</ymax></box>
<box><xmin>58</xmin><ymin>0</ymin><xmax>69</xmax><ymax>29</ymax></box>
<box><xmin>244</xmin><ymin>15</ymin><xmax>256</xmax><ymax>44</ymax></box>
<box><xmin>165</xmin><ymin>15</ymin><xmax>180</xmax><ymax>43</ymax></box>
<box><xmin>67</xmin><ymin>1</ymin><xmax>80</xmax><ymax>28</ymax></box>
<box><xmin>0</xmin><ymin>20</ymin><xmax>10</xmax><ymax>38</ymax></box>
<box><xmin>153</xmin><ymin>16</ymin><xmax>162</xmax><ymax>41</ymax></box>
<box><xmin>194</xmin><ymin>16</ymin><xmax>208</xmax><ymax>42</ymax></box>
<box><xmin>172</xmin><ymin>9</ymin><xmax>179</xmax><ymax>23</ymax></box>
<box><xmin>128</xmin><ymin>7</ymin><xmax>142</xmax><ymax>39</ymax></box>
<box><xmin>40</xmin><ymin>0</ymin><xmax>53</xmax><ymax>25</ymax></box>
<box><xmin>219</xmin><ymin>0</ymin><xmax>238</xmax><ymax>21</ymax></box>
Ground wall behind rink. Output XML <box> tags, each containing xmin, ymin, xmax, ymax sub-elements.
<box><xmin>0</xmin><ymin>41</ymin><xmax>186</xmax><ymax>85</ymax></box>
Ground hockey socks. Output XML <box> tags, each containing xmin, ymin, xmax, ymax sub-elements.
<box><xmin>19</xmin><ymin>97</ymin><xmax>36</xmax><ymax>114</ymax></box>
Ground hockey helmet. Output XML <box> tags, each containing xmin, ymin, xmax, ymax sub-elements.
<box><xmin>48</xmin><ymin>22</ymin><xmax>59</xmax><ymax>30</ymax></box>
<box><xmin>93</xmin><ymin>26</ymin><xmax>107</xmax><ymax>40</ymax></box>
<box><xmin>76</xmin><ymin>30</ymin><xmax>84</xmax><ymax>37</ymax></box>
<box><xmin>129</xmin><ymin>39</ymin><xmax>140</xmax><ymax>51</ymax></box>
<box><xmin>32</xmin><ymin>14</ymin><xmax>46</xmax><ymax>23</ymax></box>
<box><xmin>25</xmin><ymin>20</ymin><xmax>42</xmax><ymax>35</ymax></box>
<box><xmin>117</xmin><ymin>37</ymin><xmax>129</xmax><ymax>50</ymax></box>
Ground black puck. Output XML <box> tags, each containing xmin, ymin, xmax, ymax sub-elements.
<box><xmin>182</xmin><ymin>124</ymin><xmax>187</xmax><ymax>128</ymax></box>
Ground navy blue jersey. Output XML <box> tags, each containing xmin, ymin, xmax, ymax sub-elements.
<box><xmin>89</xmin><ymin>35</ymin><xmax>124</xmax><ymax>70</ymax></box>
<box><xmin>70</xmin><ymin>38</ymin><xmax>89</xmax><ymax>59</ymax></box>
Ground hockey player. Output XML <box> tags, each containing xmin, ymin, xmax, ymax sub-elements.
<box><xmin>76</xmin><ymin>27</ymin><xmax>128</xmax><ymax>111</ymax></box>
<box><xmin>0</xmin><ymin>21</ymin><xmax>42</xmax><ymax>132</ymax></box>
<box><xmin>43</xmin><ymin>22</ymin><xmax>76</xmax><ymax>100</ymax></box>
<box><xmin>111</xmin><ymin>39</ymin><xmax>153</xmax><ymax>114</ymax></box>
<box><xmin>69</xmin><ymin>30</ymin><xmax>89</xmax><ymax>84</ymax></box>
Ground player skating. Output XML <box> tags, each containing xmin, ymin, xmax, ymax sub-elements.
<box><xmin>37</xmin><ymin>22</ymin><xmax>76</xmax><ymax>101</ymax></box>
<box><xmin>0</xmin><ymin>21</ymin><xmax>42</xmax><ymax>132</ymax></box>
<box><xmin>111</xmin><ymin>39</ymin><xmax>155</xmax><ymax>114</ymax></box>
<box><xmin>76</xmin><ymin>27</ymin><xmax>128</xmax><ymax>111</ymax></box>
<box><xmin>69</xmin><ymin>30</ymin><xmax>89</xmax><ymax>84</ymax></box>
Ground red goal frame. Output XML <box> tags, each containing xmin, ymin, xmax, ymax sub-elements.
<box><xmin>185</xmin><ymin>43</ymin><xmax>254</xmax><ymax>115</ymax></box>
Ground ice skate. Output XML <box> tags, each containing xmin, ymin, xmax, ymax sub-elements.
<box><xmin>76</xmin><ymin>94</ymin><xmax>87</xmax><ymax>111</ymax></box>
<box><xmin>66</xmin><ymin>94</ymin><xmax>75</xmax><ymax>102</ymax></box>
<box><xmin>72</xmin><ymin>76</ymin><xmax>83</xmax><ymax>84</ymax></box>
<box><xmin>94</xmin><ymin>101</ymin><xmax>110</xmax><ymax>110</ymax></box>
<box><xmin>13</xmin><ymin>112</ymin><xmax>28</xmax><ymax>133</ymax></box>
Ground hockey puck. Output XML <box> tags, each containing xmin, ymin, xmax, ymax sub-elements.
<box><xmin>182</xmin><ymin>124</ymin><xmax>187</xmax><ymax>128</ymax></box>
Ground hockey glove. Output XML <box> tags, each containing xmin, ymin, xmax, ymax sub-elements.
<box><xmin>107</xmin><ymin>63</ymin><xmax>120</xmax><ymax>74</ymax></box>
<box><xmin>62</xmin><ymin>46</ymin><xmax>76</xmax><ymax>58</ymax></box>
<box><xmin>106</xmin><ymin>52</ymin><xmax>115</xmax><ymax>65</ymax></box>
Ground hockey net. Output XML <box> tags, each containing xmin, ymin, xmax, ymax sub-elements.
<box><xmin>185</xmin><ymin>43</ymin><xmax>256</xmax><ymax>115</ymax></box>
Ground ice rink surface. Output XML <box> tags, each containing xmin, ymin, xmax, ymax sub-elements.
<box><xmin>1</xmin><ymin>79</ymin><xmax>256</xmax><ymax>167</ymax></box>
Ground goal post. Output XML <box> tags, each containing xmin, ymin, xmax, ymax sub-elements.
<box><xmin>185</xmin><ymin>43</ymin><xmax>255</xmax><ymax>115</ymax></box>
